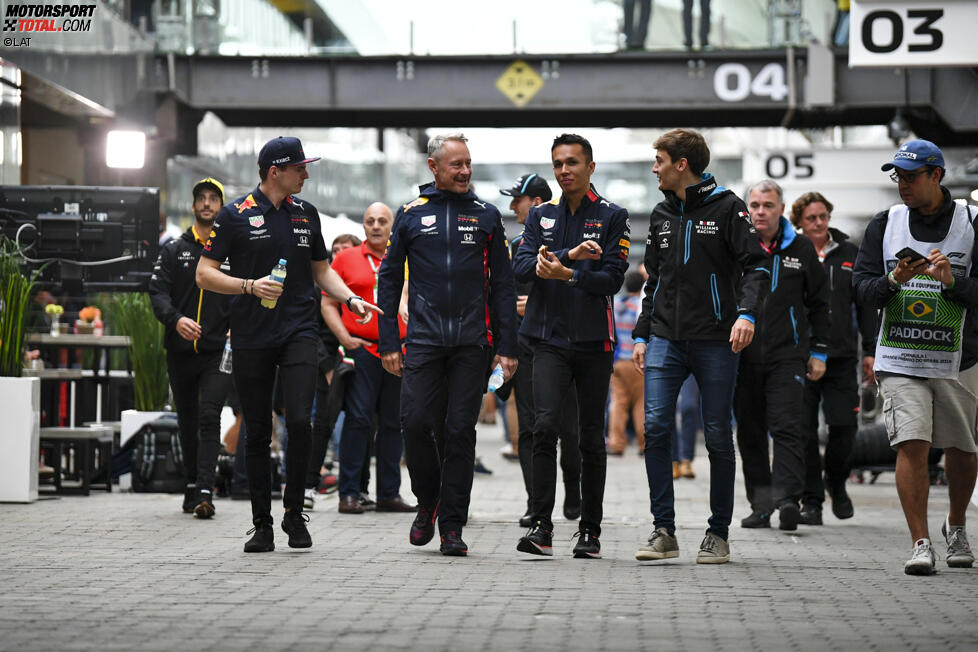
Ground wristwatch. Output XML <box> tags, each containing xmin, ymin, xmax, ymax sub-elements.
<box><xmin>564</xmin><ymin>272</ymin><xmax>578</xmax><ymax>287</ymax></box>
<box><xmin>346</xmin><ymin>295</ymin><xmax>363</xmax><ymax>309</ymax></box>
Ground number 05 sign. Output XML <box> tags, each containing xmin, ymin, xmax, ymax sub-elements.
<box><xmin>849</xmin><ymin>0</ymin><xmax>977</xmax><ymax>67</ymax></box>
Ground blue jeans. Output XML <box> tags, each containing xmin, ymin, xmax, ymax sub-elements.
<box><xmin>338</xmin><ymin>347</ymin><xmax>403</xmax><ymax>500</ymax></box>
<box><xmin>672</xmin><ymin>375</ymin><xmax>702</xmax><ymax>462</ymax></box>
<box><xmin>643</xmin><ymin>337</ymin><xmax>739</xmax><ymax>540</ymax></box>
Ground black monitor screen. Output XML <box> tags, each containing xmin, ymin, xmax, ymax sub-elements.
<box><xmin>0</xmin><ymin>185</ymin><xmax>159</xmax><ymax>291</ymax></box>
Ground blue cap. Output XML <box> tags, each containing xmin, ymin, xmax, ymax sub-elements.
<box><xmin>258</xmin><ymin>137</ymin><xmax>321</xmax><ymax>169</ymax></box>
<box><xmin>881</xmin><ymin>139</ymin><xmax>945</xmax><ymax>172</ymax></box>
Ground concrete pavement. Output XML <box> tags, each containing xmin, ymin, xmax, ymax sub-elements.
<box><xmin>1</xmin><ymin>421</ymin><xmax>976</xmax><ymax>651</ymax></box>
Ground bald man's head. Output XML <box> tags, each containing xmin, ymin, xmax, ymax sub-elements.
<box><xmin>362</xmin><ymin>202</ymin><xmax>394</xmax><ymax>254</ymax></box>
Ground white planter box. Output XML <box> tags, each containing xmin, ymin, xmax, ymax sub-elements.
<box><xmin>0</xmin><ymin>377</ymin><xmax>40</xmax><ymax>503</ymax></box>
<box><xmin>120</xmin><ymin>409</ymin><xmax>175</xmax><ymax>447</ymax></box>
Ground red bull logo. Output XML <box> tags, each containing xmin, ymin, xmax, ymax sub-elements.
<box><xmin>236</xmin><ymin>194</ymin><xmax>258</xmax><ymax>214</ymax></box>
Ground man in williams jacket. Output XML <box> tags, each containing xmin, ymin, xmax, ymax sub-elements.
<box><xmin>734</xmin><ymin>180</ymin><xmax>830</xmax><ymax>532</ymax></box>
<box><xmin>631</xmin><ymin>129</ymin><xmax>768</xmax><ymax>565</ymax></box>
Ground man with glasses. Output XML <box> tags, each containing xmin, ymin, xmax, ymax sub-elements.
<box><xmin>790</xmin><ymin>191</ymin><xmax>877</xmax><ymax>526</ymax></box>
<box><xmin>854</xmin><ymin>139</ymin><xmax>978</xmax><ymax>575</ymax></box>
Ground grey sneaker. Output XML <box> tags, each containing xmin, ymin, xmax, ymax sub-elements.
<box><xmin>942</xmin><ymin>517</ymin><xmax>974</xmax><ymax>568</ymax></box>
<box><xmin>696</xmin><ymin>532</ymin><xmax>730</xmax><ymax>564</ymax></box>
<box><xmin>635</xmin><ymin>527</ymin><xmax>679</xmax><ymax>560</ymax></box>
<box><xmin>303</xmin><ymin>488</ymin><xmax>316</xmax><ymax>511</ymax></box>
<box><xmin>904</xmin><ymin>538</ymin><xmax>937</xmax><ymax>576</ymax></box>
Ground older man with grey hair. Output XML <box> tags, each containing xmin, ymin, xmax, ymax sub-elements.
<box><xmin>735</xmin><ymin>178</ymin><xmax>831</xmax><ymax>531</ymax></box>
<box><xmin>377</xmin><ymin>132</ymin><xmax>519</xmax><ymax>556</ymax></box>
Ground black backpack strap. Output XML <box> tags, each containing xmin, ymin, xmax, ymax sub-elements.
<box><xmin>139</xmin><ymin>427</ymin><xmax>155</xmax><ymax>481</ymax></box>
<box><xmin>171</xmin><ymin>432</ymin><xmax>183</xmax><ymax>469</ymax></box>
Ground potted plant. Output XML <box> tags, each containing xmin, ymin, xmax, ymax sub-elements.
<box><xmin>111</xmin><ymin>293</ymin><xmax>172</xmax><ymax>448</ymax></box>
<box><xmin>75</xmin><ymin>305</ymin><xmax>100</xmax><ymax>335</ymax></box>
<box><xmin>0</xmin><ymin>236</ymin><xmax>42</xmax><ymax>502</ymax></box>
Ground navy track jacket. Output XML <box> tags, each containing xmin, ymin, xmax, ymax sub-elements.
<box><xmin>513</xmin><ymin>185</ymin><xmax>630</xmax><ymax>346</ymax></box>
<box><xmin>377</xmin><ymin>182</ymin><xmax>518</xmax><ymax>358</ymax></box>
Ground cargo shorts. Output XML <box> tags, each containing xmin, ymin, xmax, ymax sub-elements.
<box><xmin>878</xmin><ymin>363</ymin><xmax>978</xmax><ymax>453</ymax></box>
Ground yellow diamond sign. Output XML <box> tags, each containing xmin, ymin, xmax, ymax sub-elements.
<box><xmin>496</xmin><ymin>60</ymin><xmax>544</xmax><ymax>108</ymax></box>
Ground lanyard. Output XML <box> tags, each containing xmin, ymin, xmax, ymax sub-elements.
<box><xmin>366</xmin><ymin>252</ymin><xmax>381</xmax><ymax>302</ymax></box>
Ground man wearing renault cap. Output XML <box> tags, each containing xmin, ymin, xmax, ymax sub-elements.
<box><xmin>854</xmin><ymin>139</ymin><xmax>978</xmax><ymax>575</ymax></box>
<box><xmin>197</xmin><ymin>137</ymin><xmax>381</xmax><ymax>553</ymax></box>
<box><xmin>150</xmin><ymin>177</ymin><xmax>231</xmax><ymax>520</ymax></box>
<box><xmin>501</xmin><ymin>173</ymin><xmax>583</xmax><ymax>528</ymax></box>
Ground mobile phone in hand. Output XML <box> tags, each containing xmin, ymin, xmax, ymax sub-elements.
<box><xmin>895</xmin><ymin>246</ymin><xmax>927</xmax><ymax>263</ymax></box>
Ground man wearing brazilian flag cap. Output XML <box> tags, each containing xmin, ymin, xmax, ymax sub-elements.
<box><xmin>854</xmin><ymin>139</ymin><xmax>978</xmax><ymax>576</ymax></box>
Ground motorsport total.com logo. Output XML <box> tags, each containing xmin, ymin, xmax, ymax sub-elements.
<box><xmin>3</xmin><ymin>3</ymin><xmax>96</xmax><ymax>33</ymax></box>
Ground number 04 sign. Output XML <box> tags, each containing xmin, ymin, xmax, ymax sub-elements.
<box><xmin>849</xmin><ymin>0</ymin><xmax>977</xmax><ymax>67</ymax></box>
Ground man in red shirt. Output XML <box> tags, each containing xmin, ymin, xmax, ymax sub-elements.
<box><xmin>324</xmin><ymin>202</ymin><xmax>414</xmax><ymax>513</ymax></box>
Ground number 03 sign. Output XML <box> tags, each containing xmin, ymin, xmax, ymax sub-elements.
<box><xmin>849</xmin><ymin>0</ymin><xmax>977</xmax><ymax>67</ymax></box>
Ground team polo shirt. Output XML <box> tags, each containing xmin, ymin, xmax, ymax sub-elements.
<box><xmin>330</xmin><ymin>242</ymin><xmax>407</xmax><ymax>357</ymax></box>
<box><xmin>202</xmin><ymin>186</ymin><xmax>328</xmax><ymax>350</ymax></box>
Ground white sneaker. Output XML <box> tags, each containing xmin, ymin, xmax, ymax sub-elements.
<box><xmin>942</xmin><ymin>517</ymin><xmax>974</xmax><ymax>568</ymax></box>
<box><xmin>904</xmin><ymin>538</ymin><xmax>937</xmax><ymax>575</ymax></box>
<box><xmin>303</xmin><ymin>488</ymin><xmax>316</xmax><ymax>511</ymax></box>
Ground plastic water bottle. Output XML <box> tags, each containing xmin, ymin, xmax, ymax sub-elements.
<box><xmin>219</xmin><ymin>340</ymin><xmax>233</xmax><ymax>374</ymax></box>
<box><xmin>260</xmin><ymin>259</ymin><xmax>287</xmax><ymax>309</ymax></box>
<box><xmin>487</xmin><ymin>364</ymin><xmax>505</xmax><ymax>393</ymax></box>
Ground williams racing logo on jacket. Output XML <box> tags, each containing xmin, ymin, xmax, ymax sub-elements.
<box><xmin>781</xmin><ymin>256</ymin><xmax>802</xmax><ymax>270</ymax></box>
<box><xmin>694</xmin><ymin>220</ymin><xmax>718</xmax><ymax>236</ymax></box>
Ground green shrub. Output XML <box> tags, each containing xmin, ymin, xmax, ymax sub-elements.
<box><xmin>111</xmin><ymin>292</ymin><xmax>169</xmax><ymax>411</ymax></box>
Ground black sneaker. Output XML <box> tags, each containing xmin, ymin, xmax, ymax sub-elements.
<box><xmin>473</xmin><ymin>457</ymin><xmax>493</xmax><ymax>475</ymax></box>
<box><xmin>517</xmin><ymin>522</ymin><xmax>554</xmax><ymax>556</ymax></box>
<box><xmin>572</xmin><ymin>530</ymin><xmax>601</xmax><ymax>559</ymax></box>
<box><xmin>563</xmin><ymin>483</ymin><xmax>582</xmax><ymax>521</ymax></box>
<box><xmin>244</xmin><ymin>518</ymin><xmax>275</xmax><ymax>553</ymax></box>
<box><xmin>440</xmin><ymin>531</ymin><xmax>468</xmax><ymax>556</ymax></box>
<box><xmin>410</xmin><ymin>506</ymin><xmax>436</xmax><ymax>546</ymax></box>
<box><xmin>281</xmin><ymin>510</ymin><xmax>312</xmax><ymax>548</ymax></box>
<box><xmin>182</xmin><ymin>484</ymin><xmax>197</xmax><ymax>513</ymax></box>
<box><xmin>359</xmin><ymin>492</ymin><xmax>377</xmax><ymax>511</ymax></box>
<box><xmin>829</xmin><ymin>483</ymin><xmax>854</xmax><ymax>520</ymax></box>
<box><xmin>799</xmin><ymin>504</ymin><xmax>823</xmax><ymax>526</ymax></box>
<box><xmin>740</xmin><ymin>510</ymin><xmax>771</xmax><ymax>528</ymax></box>
<box><xmin>193</xmin><ymin>489</ymin><xmax>216</xmax><ymax>519</ymax></box>
<box><xmin>778</xmin><ymin>503</ymin><xmax>800</xmax><ymax>531</ymax></box>
<box><xmin>519</xmin><ymin>511</ymin><xmax>534</xmax><ymax>528</ymax></box>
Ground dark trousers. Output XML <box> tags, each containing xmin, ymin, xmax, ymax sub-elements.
<box><xmin>683</xmin><ymin>0</ymin><xmax>711</xmax><ymax>47</ymax></box>
<box><xmin>338</xmin><ymin>347</ymin><xmax>402</xmax><ymax>500</ymax></box>
<box><xmin>735</xmin><ymin>358</ymin><xmax>807</xmax><ymax>513</ymax></box>
<box><xmin>233</xmin><ymin>336</ymin><xmax>318</xmax><ymax>522</ymax></box>
<box><xmin>401</xmin><ymin>343</ymin><xmax>489</xmax><ymax>534</ymax></box>
<box><xmin>514</xmin><ymin>336</ymin><xmax>581</xmax><ymax>512</ymax></box>
<box><xmin>531</xmin><ymin>344</ymin><xmax>612</xmax><ymax>535</ymax></box>
<box><xmin>305</xmin><ymin>340</ymin><xmax>337</xmax><ymax>489</ymax></box>
<box><xmin>643</xmin><ymin>337</ymin><xmax>739</xmax><ymax>540</ymax></box>
<box><xmin>623</xmin><ymin>0</ymin><xmax>652</xmax><ymax>48</ymax></box>
<box><xmin>166</xmin><ymin>349</ymin><xmax>230</xmax><ymax>491</ymax></box>
<box><xmin>802</xmin><ymin>356</ymin><xmax>858</xmax><ymax>505</ymax></box>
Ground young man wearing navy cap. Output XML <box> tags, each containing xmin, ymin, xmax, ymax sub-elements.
<box><xmin>149</xmin><ymin>177</ymin><xmax>230</xmax><ymax>519</ymax></box>
<box><xmin>501</xmin><ymin>173</ymin><xmax>583</xmax><ymax>528</ymax></box>
<box><xmin>854</xmin><ymin>139</ymin><xmax>978</xmax><ymax>575</ymax></box>
<box><xmin>197</xmin><ymin>136</ymin><xmax>380</xmax><ymax>553</ymax></box>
